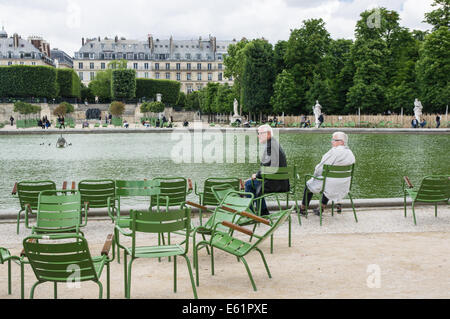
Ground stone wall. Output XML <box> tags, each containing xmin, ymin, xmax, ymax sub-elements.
<box><xmin>0</xmin><ymin>103</ymin><xmax>203</xmax><ymax>124</ymax></box>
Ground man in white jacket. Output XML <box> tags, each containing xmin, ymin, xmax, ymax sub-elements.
<box><xmin>300</xmin><ymin>132</ymin><xmax>355</xmax><ymax>216</ymax></box>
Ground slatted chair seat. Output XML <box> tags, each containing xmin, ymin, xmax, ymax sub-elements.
<box><xmin>126</xmin><ymin>245</ymin><xmax>186</xmax><ymax>258</ymax></box>
<box><xmin>403</xmin><ymin>175</ymin><xmax>450</xmax><ymax>225</ymax></box>
<box><xmin>210</xmin><ymin>233</ymin><xmax>253</xmax><ymax>256</ymax></box>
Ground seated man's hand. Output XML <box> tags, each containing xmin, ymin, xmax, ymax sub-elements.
<box><xmin>252</xmin><ymin>174</ymin><xmax>257</xmax><ymax>180</ymax></box>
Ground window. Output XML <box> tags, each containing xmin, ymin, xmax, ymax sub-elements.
<box><xmin>187</xmin><ymin>84</ymin><xmax>193</xmax><ymax>94</ymax></box>
<box><xmin>144</xmin><ymin>63</ymin><xmax>149</xmax><ymax>70</ymax></box>
<box><xmin>165</xmin><ymin>72</ymin><xmax>170</xmax><ymax>80</ymax></box>
<box><xmin>197</xmin><ymin>72</ymin><xmax>202</xmax><ymax>81</ymax></box>
<box><xmin>127</xmin><ymin>53</ymin><xmax>133</xmax><ymax>60</ymax></box>
<box><xmin>165</xmin><ymin>63</ymin><xmax>170</xmax><ymax>70</ymax></box>
<box><xmin>90</xmin><ymin>53</ymin><xmax>95</xmax><ymax>59</ymax></box>
<box><xmin>218</xmin><ymin>73</ymin><xmax>223</xmax><ymax>81</ymax></box>
<box><xmin>78</xmin><ymin>62</ymin><xmax>83</xmax><ymax>69</ymax></box>
<box><xmin>218</xmin><ymin>63</ymin><xmax>222</xmax><ymax>70</ymax></box>
<box><xmin>155</xmin><ymin>72</ymin><xmax>160</xmax><ymax>79</ymax></box>
<box><xmin>196</xmin><ymin>54</ymin><xmax>201</xmax><ymax>60</ymax></box>
<box><xmin>144</xmin><ymin>72</ymin><xmax>149</xmax><ymax>78</ymax></box>
<box><xmin>79</xmin><ymin>72</ymin><xmax>83</xmax><ymax>80</ymax></box>
<box><xmin>175</xmin><ymin>53</ymin><xmax>180</xmax><ymax>60</ymax></box>
<box><xmin>185</xmin><ymin>53</ymin><xmax>191</xmax><ymax>60</ymax></box>
<box><xmin>101</xmin><ymin>63</ymin><xmax>106</xmax><ymax>69</ymax></box>
<box><xmin>31</xmin><ymin>62</ymin><xmax>36</xmax><ymax>66</ymax></box>
<box><xmin>90</xmin><ymin>72</ymin><xmax>95</xmax><ymax>80</ymax></box>
<box><xmin>207</xmin><ymin>63</ymin><xmax>212</xmax><ymax>70</ymax></box>
<box><xmin>196</xmin><ymin>84</ymin><xmax>203</xmax><ymax>91</ymax></box>
<box><xmin>187</xmin><ymin>63</ymin><xmax>191</xmax><ymax>70</ymax></box>
<box><xmin>155</xmin><ymin>63</ymin><xmax>159</xmax><ymax>70</ymax></box>
<box><xmin>187</xmin><ymin>73</ymin><xmax>191</xmax><ymax>81</ymax></box>
<box><xmin>118</xmin><ymin>53</ymin><xmax>123</xmax><ymax>59</ymax></box>
<box><xmin>176</xmin><ymin>73</ymin><xmax>181</xmax><ymax>81</ymax></box>
<box><xmin>133</xmin><ymin>63</ymin><xmax>138</xmax><ymax>70</ymax></box>
<box><xmin>8</xmin><ymin>61</ymin><xmax>12</xmax><ymax>65</ymax></box>
<box><xmin>176</xmin><ymin>63</ymin><xmax>181</xmax><ymax>70</ymax></box>
<box><xmin>208</xmin><ymin>73</ymin><xmax>212</xmax><ymax>81</ymax></box>
<box><xmin>90</xmin><ymin>62</ymin><xmax>94</xmax><ymax>69</ymax></box>
<box><xmin>197</xmin><ymin>63</ymin><xmax>201</xmax><ymax>70</ymax></box>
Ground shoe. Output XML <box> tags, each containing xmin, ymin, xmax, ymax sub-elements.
<box><xmin>313</xmin><ymin>206</ymin><xmax>326</xmax><ymax>216</ymax></box>
<box><xmin>260</xmin><ymin>209</ymin><xmax>270</xmax><ymax>216</ymax></box>
<box><xmin>299</xmin><ymin>207</ymin><xmax>307</xmax><ymax>216</ymax></box>
<box><xmin>336</xmin><ymin>204</ymin><xmax>342</xmax><ymax>214</ymax></box>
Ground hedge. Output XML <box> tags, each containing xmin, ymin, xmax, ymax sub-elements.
<box><xmin>136</xmin><ymin>78</ymin><xmax>180</xmax><ymax>106</ymax></box>
<box><xmin>111</xmin><ymin>69</ymin><xmax>136</xmax><ymax>100</ymax></box>
<box><xmin>0</xmin><ymin>65</ymin><xmax>58</xmax><ymax>98</ymax></box>
<box><xmin>57</xmin><ymin>69</ymin><xmax>81</xmax><ymax>98</ymax></box>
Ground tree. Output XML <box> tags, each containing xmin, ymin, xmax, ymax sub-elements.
<box><xmin>213</xmin><ymin>83</ymin><xmax>235</xmax><ymax>114</ymax></box>
<box><xmin>89</xmin><ymin>70</ymin><xmax>112</xmax><ymax>101</ymax></box>
<box><xmin>416</xmin><ymin>26</ymin><xmax>450</xmax><ymax>112</ymax></box>
<box><xmin>175</xmin><ymin>91</ymin><xmax>187</xmax><ymax>108</ymax></box>
<box><xmin>241</xmin><ymin>39</ymin><xmax>275</xmax><ymax>119</ymax></box>
<box><xmin>185</xmin><ymin>91</ymin><xmax>201</xmax><ymax>111</ymax></box>
<box><xmin>305</xmin><ymin>74</ymin><xmax>335</xmax><ymax>114</ymax></box>
<box><xmin>13</xmin><ymin>101</ymin><xmax>41</xmax><ymax>119</ymax></box>
<box><xmin>53</xmin><ymin>102</ymin><xmax>74</xmax><ymax>117</ymax></box>
<box><xmin>109</xmin><ymin>101</ymin><xmax>125</xmax><ymax>118</ymax></box>
<box><xmin>270</xmin><ymin>70</ymin><xmax>298</xmax><ymax>115</ymax></box>
<box><xmin>148</xmin><ymin>101</ymin><xmax>165</xmax><ymax>113</ymax></box>
<box><xmin>111</xmin><ymin>69</ymin><xmax>136</xmax><ymax>100</ymax></box>
<box><xmin>424</xmin><ymin>0</ymin><xmax>450</xmax><ymax>31</ymax></box>
<box><xmin>285</xmin><ymin>19</ymin><xmax>331</xmax><ymax>108</ymax></box>
<box><xmin>273</xmin><ymin>40</ymin><xmax>287</xmax><ymax>75</ymax></box>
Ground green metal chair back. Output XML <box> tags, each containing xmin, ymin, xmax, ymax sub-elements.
<box><xmin>23</xmin><ymin>234</ymin><xmax>98</xmax><ymax>283</ymax></box>
<box><xmin>114</xmin><ymin>180</ymin><xmax>161</xmax><ymax>216</ymax></box>
<box><xmin>130</xmin><ymin>208</ymin><xmax>192</xmax><ymax>257</ymax></box>
<box><xmin>415</xmin><ymin>175</ymin><xmax>450</xmax><ymax>203</ymax></box>
<box><xmin>150</xmin><ymin>177</ymin><xmax>188</xmax><ymax>209</ymax></box>
<box><xmin>259</xmin><ymin>166</ymin><xmax>297</xmax><ymax>194</ymax></box>
<box><xmin>34</xmin><ymin>190</ymin><xmax>83</xmax><ymax>233</ymax></box>
<box><xmin>78</xmin><ymin>179</ymin><xmax>115</xmax><ymax>209</ymax></box>
<box><xmin>204</xmin><ymin>190</ymin><xmax>254</xmax><ymax>231</ymax></box>
<box><xmin>200</xmin><ymin>177</ymin><xmax>241</xmax><ymax>206</ymax></box>
<box><xmin>16</xmin><ymin>181</ymin><xmax>56</xmax><ymax>211</ymax></box>
<box><xmin>321</xmin><ymin>164</ymin><xmax>355</xmax><ymax>190</ymax></box>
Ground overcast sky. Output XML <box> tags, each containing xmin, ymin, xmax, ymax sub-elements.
<box><xmin>0</xmin><ymin>0</ymin><xmax>434</xmax><ymax>56</ymax></box>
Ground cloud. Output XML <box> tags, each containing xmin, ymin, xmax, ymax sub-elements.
<box><xmin>0</xmin><ymin>0</ymin><xmax>435</xmax><ymax>56</ymax></box>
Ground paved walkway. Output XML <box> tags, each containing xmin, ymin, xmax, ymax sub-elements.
<box><xmin>1</xmin><ymin>205</ymin><xmax>449</xmax><ymax>299</ymax></box>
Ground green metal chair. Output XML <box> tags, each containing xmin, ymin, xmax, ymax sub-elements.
<box><xmin>25</xmin><ymin>190</ymin><xmax>87</xmax><ymax>235</ymax></box>
<box><xmin>108</xmin><ymin>180</ymin><xmax>163</xmax><ymax>263</ymax></box>
<box><xmin>195</xmin><ymin>208</ymin><xmax>291</xmax><ymax>291</ymax></box>
<box><xmin>186</xmin><ymin>190</ymin><xmax>259</xmax><ymax>270</ymax></box>
<box><xmin>150</xmin><ymin>177</ymin><xmax>192</xmax><ymax>209</ymax></box>
<box><xmin>78</xmin><ymin>179</ymin><xmax>115</xmax><ymax>217</ymax></box>
<box><xmin>0</xmin><ymin>247</ymin><xmax>21</xmax><ymax>295</ymax></box>
<box><xmin>402</xmin><ymin>175</ymin><xmax>450</xmax><ymax>225</ymax></box>
<box><xmin>115</xmin><ymin>208</ymin><xmax>197</xmax><ymax>299</ymax></box>
<box><xmin>303</xmin><ymin>164</ymin><xmax>357</xmax><ymax>226</ymax></box>
<box><xmin>252</xmin><ymin>166</ymin><xmax>300</xmax><ymax>251</ymax></box>
<box><xmin>12</xmin><ymin>180</ymin><xmax>56</xmax><ymax>234</ymax></box>
<box><xmin>22</xmin><ymin>233</ymin><xmax>113</xmax><ymax>299</ymax></box>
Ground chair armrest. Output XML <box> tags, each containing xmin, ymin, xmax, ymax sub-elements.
<box><xmin>239</xmin><ymin>179</ymin><xmax>245</xmax><ymax>190</ymax></box>
<box><xmin>185</xmin><ymin>201</ymin><xmax>209</xmax><ymax>212</ymax></box>
<box><xmin>221</xmin><ymin>221</ymin><xmax>253</xmax><ymax>236</ymax></box>
<box><xmin>101</xmin><ymin>234</ymin><xmax>113</xmax><ymax>256</ymax></box>
<box><xmin>187</xmin><ymin>179</ymin><xmax>193</xmax><ymax>192</ymax></box>
<box><xmin>304</xmin><ymin>174</ymin><xmax>323</xmax><ymax>184</ymax></box>
<box><xmin>114</xmin><ymin>224</ymin><xmax>132</xmax><ymax>237</ymax></box>
<box><xmin>239</xmin><ymin>211</ymin><xmax>271</xmax><ymax>226</ymax></box>
<box><xmin>21</xmin><ymin>238</ymin><xmax>37</xmax><ymax>257</ymax></box>
<box><xmin>403</xmin><ymin>176</ymin><xmax>414</xmax><ymax>189</ymax></box>
<box><xmin>71</xmin><ymin>181</ymin><xmax>76</xmax><ymax>193</ymax></box>
<box><xmin>12</xmin><ymin>182</ymin><xmax>17</xmax><ymax>195</ymax></box>
<box><xmin>62</xmin><ymin>181</ymin><xmax>67</xmax><ymax>190</ymax></box>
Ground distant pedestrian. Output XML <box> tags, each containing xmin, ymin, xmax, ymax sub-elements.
<box><xmin>436</xmin><ymin>114</ymin><xmax>441</xmax><ymax>128</ymax></box>
<box><xmin>420</xmin><ymin>119</ymin><xmax>427</xmax><ymax>128</ymax></box>
<box><xmin>10</xmin><ymin>116</ymin><xmax>14</xmax><ymax>126</ymax></box>
<box><xmin>411</xmin><ymin>117</ymin><xmax>418</xmax><ymax>128</ymax></box>
<box><xmin>318</xmin><ymin>114</ymin><xmax>324</xmax><ymax>128</ymax></box>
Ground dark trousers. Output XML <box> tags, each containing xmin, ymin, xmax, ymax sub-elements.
<box><xmin>245</xmin><ymin>179</ymin><xmax>269</xmax><ymax>215</ymax></box>
<box><xmin>302</xmin><ymin>187</ymin><xmax>329</xmax><ymax>207</ymax></box>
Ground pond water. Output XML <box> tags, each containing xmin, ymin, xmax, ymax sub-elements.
<box><xmin>0</xmin><ymin>132</ymin><xmax>449</xmax><ymax>211</ymax></box>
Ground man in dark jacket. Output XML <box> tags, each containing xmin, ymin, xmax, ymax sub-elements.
<box><xmin>245</xmin><ymin>125</ymin><xmax>290</xmax><ymax>215</ymax></box>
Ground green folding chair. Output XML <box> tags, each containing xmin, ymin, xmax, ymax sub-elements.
<box><xmin>115</xmin><ymin>208</ymin><xmax>197</xmax><ymax>299</ymax></box>
<box><xmin>195</xmin><ymin>208</ymin><xmax>291</xmax><ymax>290</ymax></box>
<box><xmin>22</xmin><ymin>233</ymin><xmax>113</xmax><ymax>299</ymax></box>
<box><xmin>25</xmin><ymin>190</ymin><xmax>87</xmax><ymax>235</ymax></box>
<box><xmin>12</xmin><ymin>180</ymin><xmax>56</xmax><ymax>234</ymax></box>
<box><xmin>78</xmin><ymin>179</ymin><xmax>116</xmax><ymax>217</ymax></box>
<box><xmin>403</xmin><ymin>175</ymin><xmax>450</xmax><ymax>225</ymax></box>
<box><xmin>303</xmin><ymin>164</ymin><xmax>358</xmax><ymax>226</ymax></box>
<box><xmin>0</xmin><ymin>247</ymin><xmax>21</xmax><ymax>295</ymax></box>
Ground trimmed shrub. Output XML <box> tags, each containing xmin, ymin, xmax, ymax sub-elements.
<box><xmin>109</xmin><ymin>101</ymin><xmax>126</xmax><ymax>117</ymax></box>
<box><xmin>53</xmin><ymin>102</ymin><xmax>74</xmax><ymax>117</ymax></box>
<box><xmin>111</xmin><ymin>69</ymin><xmax>136</xmax><ymax>100</ymax></box>
<box><xmin>0</xmin><ymin>65</ymin><xmax>58</xmax><ymax>98</ymax></box>
<box><xmin>148</xmin><ymin>101</ymin><xmax>165</xmax><ymax>113</ymax></box>
<box><xmin>56</xmin><ymin>69</ymin><xmax>81</xmax><ymax>98</ymax></box>
<box><xmin>136</xmin><ymin>78</ymin><xmax>180</xmax><ymax>106</ymax></box>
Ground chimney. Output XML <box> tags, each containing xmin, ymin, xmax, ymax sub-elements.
<box><xmin>82</xmin><ymin>37</ymin><xmax>85</xmax><ymax>46</ymax></box>
<box><xmin>13</xmin><ymin>33</ymin><xmax>19</xmax><ymax>48</ymax></box>
<box><xmin>115</xmin><ymin>35</ymin><xmax>118</xmax><ymax>43</ymax></box>
<box><xmin>169</xmin><ymin>35</ymin><xmax>173</xmax><ymax>55</ymax></box>
<box><xmin>147</xmin><ymin>34</ymin><xmax>154</xmax><ymax>53</ymax></box>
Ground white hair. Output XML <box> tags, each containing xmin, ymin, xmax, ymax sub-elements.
<box><xmin>258</xmin><ymin>124</ymin><xmax>273</xmax><ymax>135</ymax></box>
<box><xmin>333</xmin><ymin>131</ymin><xmax>348</xmax><ymax>146</ymax></box>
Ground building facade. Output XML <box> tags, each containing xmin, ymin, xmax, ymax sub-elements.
<box><xmin>0</xmin><ymin>28</ymin><xmax>54</xmax><ymax>67</ymax></box>
<box><xmin>51</xmin><ymin>48</ymin><xmax>74</xmax><ymax>68</ymax></box>
<box><xmin>74</xmin><ymin>35</ymin><xmax>235</xmax><ymax>93</ymax></box>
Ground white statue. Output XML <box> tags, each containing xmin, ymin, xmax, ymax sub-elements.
<box><xmin>233</xmin><ymin>98</ymin><xmax>239</xmax><ymax>117</ymax></box>
<box><xmin>313</xmin><ymin>100</ymin><xmax>322</xmax><ymax>128</ymax></box>
<box><xmin>413</xmin><ymin>98</ymin><xmax>423</xmax><ymax>122</ymax></box>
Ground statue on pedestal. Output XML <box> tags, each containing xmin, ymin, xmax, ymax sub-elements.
<box><xmin>313</xmin><ymin>100</ymin><xmax>322</xmax><ymax>128</ymax></box>
<box><xmin>413</xmin><ymin>98</ymin><xmax>423</xmax><ymax>122</ymax></box>
<box><xmin>230</xmin><ymin>98</ymin><xmax>242</xmax><ymax>125</ymax></box>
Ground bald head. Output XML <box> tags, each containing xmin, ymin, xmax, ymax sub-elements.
<box><xmin>258</xmin><ymin>125</ymin><xmax>273</xmax><ymax>144</ymax></box>
<box><xmin>332</xmin><ymin>131</ymin><xmax>348</xmax><ymax>147</ymax></box>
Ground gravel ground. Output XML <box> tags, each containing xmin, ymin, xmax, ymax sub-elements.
<box><xmin>1</xmin><ymin>204</ymin><xmax>449</xmax><ymax>299</ymax></box>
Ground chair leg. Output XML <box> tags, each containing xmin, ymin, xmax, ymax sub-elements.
<box><xmin>8</xmin><ymin>259</ymin><xmax>11</xmax><ymax>295</ymax></box>
<box><xmin>97</xmin><ymin>280</ymin><xmax>103</xmax><ymax>299</ymax></box>
<box><xmin>54</xmin><ymin>282</ymin><xmax>57</xmax><ymax>299</ymax></box>
<box><xmin>182</xmin><ymin>255</ymin><xmax>198</xmax><ymax>299</ymax></box>
<box><xmin>16</xmin><ymin>209</ymin><xmax>24</xmax><ymax>234</ymax></box>
<box><xmin>320</xmin><ymin>202</ymin><xmax>323</xmax><ymax>226</ymax></box>
<box><xmin>404</xmin><ymin>194</ymin><xmax>407</xmax><ymax>218</ymax></box>
<box><xmin>123</xmin><ymin>252</ymin><xmax>128</xmax><ymax>298</ymax></box>
<box><xmin>240</xmin><ymin>257</ymin><xmax>257</xmax><ymax>291</ymax></box>
<box><xmin>288</xmin><ymin>214</ymin><xmax>292</xmax><ymax>247</ymax></box>
<box><xmin>210</xmin><ymin>246</ymin><xmax>215</xmax><ymax>276</ymax></box>
<box><xmin>106</xmin><ymin>262</ymin><xmax>110</xmax><ymax>299</ymax></box>
<box><xmin>255</xmin><ymin>248</ymin><xmax>272</xmax><ymax>279</ymax></box>
<box><xmin>412</xmin><ymin>202</ymin><xmax>417</xmax><ymax>225</ymax></box>
<box><xmin>173</xmin><ymin>255</ymin><xmax>177</xmax><ymax>293</ymax></box>
<box><xmin>435</xmin><ymin>204</ymin><xmax>438</xmax><ymax>218</ymax></box>
<box><xmin>21</xmin><ymin>262</ymin><xmax>24</xmax><ymax>299</ymax></box>
<box><xmin>30</xmin><ymin>281</ymin><xmax>42</xmax><ymax>299</ymax></box>
<box><xmin>349</xmin><ymin>193</ymin><xmax>358</xmax><ymax>223</ymax></box>
<box><xmin>126</xmin><ymin>258</ymin><xmax>134</xmax><ymax>299</ymax></box>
